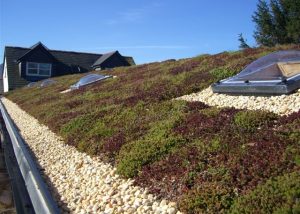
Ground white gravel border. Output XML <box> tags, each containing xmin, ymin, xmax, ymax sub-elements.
<box><xmin>2</xmin><ymin>98</ymin><xmax>180</xmax><ymax>214</ymax></box>
<box><xmin>176</xmin><ymin>87</ymin><xmax>300</xmax><ymax>115</ymax></box>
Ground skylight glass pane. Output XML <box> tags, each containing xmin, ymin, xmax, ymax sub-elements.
<box><xmin>40</xmin><ymin>79</ymin><xmax>56</xmax><ymax>87</ymax></box>
<box><xmin>212</xmin><ymin>50</ymin><xmax>300</xmax><ymax>95</ymax></box>
<box><xmin>235</xmin><ymin>50</ymin><xmax>300</xmax><ymax>81</ymax></box>
<box><xmin>70</xmin><ymin>74</ymin><xmax>111</xmax><ymax>90</ymax></box>
<box><xmin>27</xmin><ymin>82</ymin><xmax>37</xmax><ymax>87</ymax></box>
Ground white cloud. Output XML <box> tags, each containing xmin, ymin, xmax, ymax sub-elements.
<box><xmin>85</xmin><ymin>45</ymin><xmax>190</xmax><ymax>50</ymax></box>
<box><xmin>105</xmin><ymin>2</ymin><xmax>162</xmax><ymax>25</ymax></box>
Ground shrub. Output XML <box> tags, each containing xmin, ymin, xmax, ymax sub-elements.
<box><xmin>116</xmin><ymin>134</ymin><xmax>185</xmax><ymax>177</ymax></box>
<box><xmin>209</xmin><ymin>67</ymin><xmax>236</xmax><ymax>81</ymax></box>
<box><xmin>179</xmin><ymin>182</ymin><xmax>236</xmax><ymax>214</ymax></box>
<box><xmin>233</xmin><ymin>110</ymin><xmax>277</xmax><ymax>133</ymax></box>
<box><xmin>199</xmin><ymin>107</ymin><xmax>221</xmax><ymax>117</ymax></box>
<box><xmin>230</xmin><ymin>172</ymin><xmax>300</xmax><ymax>213</ymax></box>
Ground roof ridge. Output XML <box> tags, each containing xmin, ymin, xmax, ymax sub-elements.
<box><xmin>49</xmin><ymin>49</ymin><xmax>103</xmax><ymax>56</ymax></box>
<box><xmin>5</xmin><ymin>46</ymin><xmax>30</xmax><ymax>50</ymax></box>
<box><xmin>5</xmin><ymin>46</ymin><xmax>103</xmax><ymax>56</ymax></box>
<box><xmin>5</xmin><ymin>45</ymin><xmax>120</xmax><ymax>56</ymax></box>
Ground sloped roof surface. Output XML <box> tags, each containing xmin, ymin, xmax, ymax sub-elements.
<box><xmin>92</xmin><ymin>51</ymin><xmax>117</xmax><ymax>67</ymax></box>
<box><xmin>5</xmin><ymin>46</ymin><xmax>102</xmax><ymax>71</ymax></box>
<box><xmin>0</xmin><ymin>63</ymin><xmax>3</xmax><ymax>79</ymax></box>
<box><xmin>50</xmin><ymin>50</ymin><xmax>101</xmax><ymax>70</ymax></box>
<box><xmin>5</xmin><ymin>47</ymin><xmax>30</xmax><ymax>89</ymax></box>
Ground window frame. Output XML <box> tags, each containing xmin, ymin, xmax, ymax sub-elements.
<box><xmin>26</xmin><ymin>62</ymin><xmax>52</xmax><ymax>77</ymax></box>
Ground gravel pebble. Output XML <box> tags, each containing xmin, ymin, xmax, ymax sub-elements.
<box><xmin>2</xmin><ymin>98</ymin><xmax>181</xmax><ymax>214</ymax></box>
<box><xmin>176</xmin><ymin>87</ymin><xmax>300</xmax><ymax>115</ymax></box>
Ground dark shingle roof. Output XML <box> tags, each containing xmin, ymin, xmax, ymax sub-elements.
<box><xmin>4</xmin><ymin>47</ymin><xmax>30</xmax><ymax>89</ymax></box>
<box><xmin>92</xmin><ymin>51</ymin><xmax>117</xmax><ymax>67</ymax></box>
<box><xmin>5</xmin><ymin>46</ymin><xmax>103</xmax><ymax>71</ymax></box>
<box><xmin>0</xmin><ymin>63</ymin><xmax>3</xmax><ymax>79</ymax></box>
<box><xmin>124</xmin><ymin>56</ymin><xmax>135</xmax><ymax>66</ymax></box>
<box><xmin>50</xmin><ymin>50</ymin><xmax>102</xmax><ymax>70</ymax></box>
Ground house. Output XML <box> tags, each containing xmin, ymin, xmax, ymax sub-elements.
<box><xmin>2</xmin><ymin>42</ymin><xmax>135</xmax><ymax>93</ymax></box>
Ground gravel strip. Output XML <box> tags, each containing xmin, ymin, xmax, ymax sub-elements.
<box><xmin>177</xmin><ymin>87</ymin><xmax>300</xmax><ymax>115</ymax></box>
<box><xmin>2</xmin><ymin>98</ymin><xmax>180</xmax><ymax>214</ymax></box>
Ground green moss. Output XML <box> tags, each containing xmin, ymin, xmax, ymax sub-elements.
<box><xmin>60</xmin><ymin>114</ymin><xmax>94</xmax><ymax>137</ymax></box>
<box><xmin>5</xmin><ymin>45</ymin><xmax>300</xmax><ymax>214</ymax></box>
<box><xmin>233</xmin><ymin>110</ymin><xmax>277</xmax><ymax>133</ymax></box>
<box><xmin>209</xmin><ymin>67</ymin><xmax>236</xmax><ymax>81</ymax></box>
<box><xmin>200</xmin><ymin>107</ymin><xmax>221</xmax><ymax>117</ymax></box>
<box><xmin>116</xmin><ymin>110</ymin><xmax>185</xmax><ymax>177</ymax></box>
<box><xmin>230</xmin><ymin>172</ymin><xmax>300</xmax><ymax>214</ymax></box>
<box><xmin>179</xmin><ymin>182</ymin><xmax>235</xmax><ymax>214</ymax></box>
<box><xmin>116</xmin><ymin>101</ymin><xmax>186</xmax><ymax>177</ymax></box>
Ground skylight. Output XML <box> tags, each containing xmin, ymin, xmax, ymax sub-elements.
<box><xmin>70</xmin><ymin>74</ymin><xmax>112</xmax><ymax>90</ymax></box>
<box><xmin>40</xmin><ymin>79</ymin><xmax>56</xmax><ymax>87</ymax></box>
<box><xmin>212</xmin><ymin>50</ymin><xmax>300</xmax><ymax>95</ymax></box>
<box><xmin>27</xmin><ymin>82</ymin><xmax>37</xmax><ymax>87</ymax></box>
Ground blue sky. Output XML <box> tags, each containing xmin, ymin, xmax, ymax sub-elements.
<box><xmin>0</xmin><ymin>0</ymin><xmax>258</xmax><ymax>64</ymax></box>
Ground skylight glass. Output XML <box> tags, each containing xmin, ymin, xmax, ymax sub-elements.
<box><xmin>70</xmin><ymin>74</ymin><xmax>111</xmax><ymax>90</ymax></box>
<box><xmin>27</xmin><ymin>82</ymin><xmax>37</xmax><ymax>87</ymax></box>
<box><xmin>212</xmin><ymin>50</ymin><xmax>300</xmax><ymax>95</ymax></box>
<box><xmin>230</xmin><ymin>50</ymin><xmax>300</xmax><ymax>81</ymax></box>
<box><xmin>40</xmin><ymin>79</ymin><xmax>56</xmax><ymax>87</ymax></box>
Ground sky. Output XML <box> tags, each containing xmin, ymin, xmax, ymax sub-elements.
<box><xmin>0</xmin><ymin>0</ymin><xmax>258</xmax><ymax>64</ymax></box>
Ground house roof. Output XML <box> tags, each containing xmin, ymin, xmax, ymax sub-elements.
<box><xmin>17</xmin><ymin>42</ymin><xmax>57</xmax><ymax>63</ymax></box>
<box><xmin>5</xmin><ymin>43</ymin><xmax>135</xmax><ymax>70</ymax></box>
<box><xmin>4</xmin><ymin>47</ymin><xmax>30</xmax><ymax>89</ymax></box>
<box><xmin>5</xmin><ymin>45</ymin><xmax>103</xmax><ymax>71</ymax></box>
<box><xmin>92</xmin><ymin>51</ymin><xmax>117</xmax><ymax>67</ymax></box>
<box><xmin>0</xmin><ymin>63</ymin><xmax>3</xmax><ymax>80</ymax></box>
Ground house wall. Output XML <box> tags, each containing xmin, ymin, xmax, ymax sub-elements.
<box><xmin>19</xmin><ymin>46</ymin><xmax>56</xmax><ymax>82</ymax></box>
<box><xmin>3</xmin><ymin>58</ymin><xmax>9</xmax><ymax>93</ymax></box>
<box><xmin>100</xmin><ymin>53</ymin><xmax>130</xmax><ymax>69</ymax></box>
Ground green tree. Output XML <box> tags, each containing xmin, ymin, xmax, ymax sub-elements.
<box><xmin>270</xmin><ymin>0</ymin><xmax>288</xmax><ymax>44</ymax></box>
<box><xmin>252</xmin><ymin>0</ymin><xmax>275</xmax><ymax>46</ymax></box>
<box><xmin>281</xmin><ymin>0</ymin><xmax>300</xmax><ymax>43</ymax></box>
<box><xmin>252</xmin><ymin>0</ymin><xmax>300</xmax><ymax>46</ymax></box>
<box><xmin>238</xmin><ymin>33</ymin><xmax>250</xmax><ymax>49</ymax></box>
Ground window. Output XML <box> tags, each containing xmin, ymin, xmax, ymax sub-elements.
<box><xmin>26</xmin><ymin>62</ymin><xmax>51</xmax><ymax>76</ymax></box>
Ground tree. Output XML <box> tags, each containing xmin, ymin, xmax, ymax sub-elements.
<box><xmin>281</xmin><ymin>0</ymin><xmax>300</xmax><ymax>43</ymax></box>
<box><xmin>252</xmin><ymin>0</ymin><xmax>300</xmax><ymax>46</ymax></box>
<box><xmin>238</xmin><ymin>33</ymin><xmax>250</xmax><ymax>49</ymax></box>
<box><xmin>270</xmin><ymin>0</ymin><xmax>288</xmax><ymax>44</ymax></box>
<box><xmin>252</xmin><ymin>0</ymin><xmax>275</xmax><ymax>46</ymax></box>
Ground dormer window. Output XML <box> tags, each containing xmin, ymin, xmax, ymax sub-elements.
<box><xmin>26</xmin><ymin>62</ymin><xmax>51</xmax><ymax>77</ymax></box>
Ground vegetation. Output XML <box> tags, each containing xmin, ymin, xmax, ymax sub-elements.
<box><xmin>5</xmin><ymin>44</ymin><xmax>300</xmax><ymax>213</ymax></box>
<box><xmin>238</xmin><ymin>33</ymin><xmax>250</xmax><ymax>49</ymax></box>
<box><xmin>252</xmin><ymin>0</ymin><xmax>300</xmax><ymax>46</ymax></box>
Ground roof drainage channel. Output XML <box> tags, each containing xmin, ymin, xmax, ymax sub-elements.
<box><xmin>0</xmin><ymin>100</ymin><xmax>60</xmax><ymax>214</ymax></box>
<box><xmin>0</xmin><ymin>115</ymin><xmax>34</xmax><ymax>214</ymax></box>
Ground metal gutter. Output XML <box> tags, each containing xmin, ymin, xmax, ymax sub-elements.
<box><xmin>0</xmin><ymin>118</ymin><xmax>34</xmax><ymax>214</ymax></box>
<box><xmin>0</xmin><ymin>100</ymin><xmax>60</xmax><ymax>214</ymax></box>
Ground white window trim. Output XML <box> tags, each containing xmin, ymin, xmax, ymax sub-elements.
<box><xmin>26</xmin><ymin>62</ymin><xmax>52</xmax><ymax>77</ymax></box>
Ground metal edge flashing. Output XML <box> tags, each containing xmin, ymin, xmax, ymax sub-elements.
<box><xmin>0</xmin><ymin>100</ymin><xmax>60</xmax><ymax>214</ymax></box>
<box><xmin>0</xmin><ymin>118</ymin><xmax>35</xmax><ymax>214</ymax></box>
<box><xmin>212</xmin><ymin>76</ymin><xmax>300</xmax><ymax>96</ymax></box>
